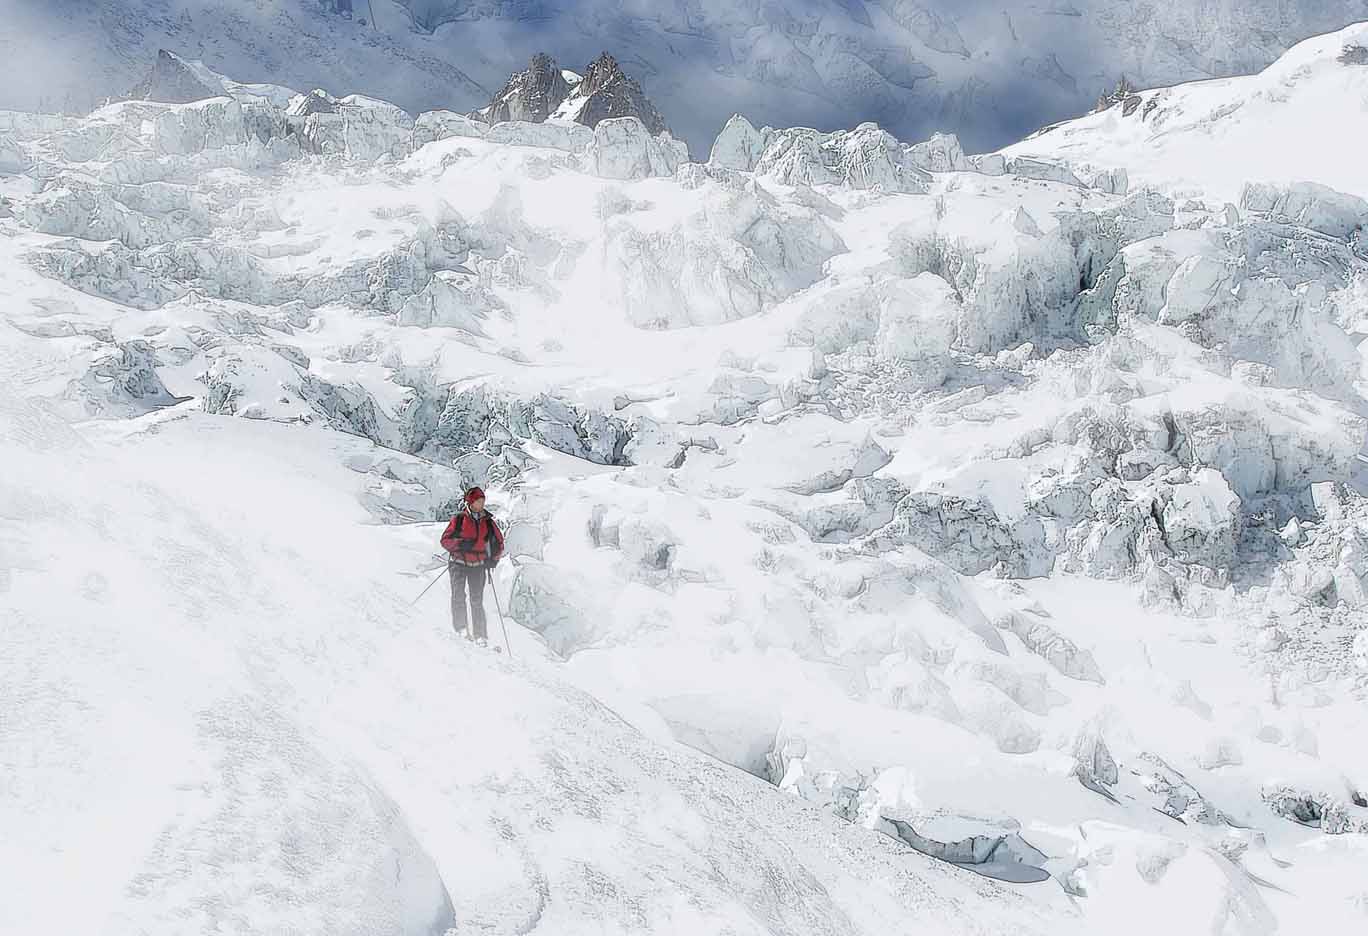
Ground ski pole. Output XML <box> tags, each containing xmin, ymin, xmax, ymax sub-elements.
<box><xmin>488</xmin><ymin>568</ymin><xmax>513</xmax><ymax>659</ymax></box>
<box><xmin>410</xmin><ymin>564</ymin><xmax>450</xmax><ymax>605</ymax></box>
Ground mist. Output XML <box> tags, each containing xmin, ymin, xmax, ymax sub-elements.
<box><xmin>2</xmin><ymin>0</ymin><xmax>1364</xmax><ymax>154</ymax></box>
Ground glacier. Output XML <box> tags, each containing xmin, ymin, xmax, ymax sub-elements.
<box><xmin>4</xmin><ymin>22</ymin><xmax>1368</xmax><ymax>936</ymax></box>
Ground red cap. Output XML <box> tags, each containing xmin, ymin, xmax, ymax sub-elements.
<box><xmin>464</xmin><ymin>487</ymin><xmax>486</xmax><ymax>505</ymax></box>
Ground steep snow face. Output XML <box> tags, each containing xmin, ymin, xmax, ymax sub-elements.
<box><xmin>5</xmin><ymin>1</ymin><xmax>1368</xmax><ymax>156</ymax></box>
<box><xmin>5</xmin><ymin>43</ymin><xmax>1368</xmax><ymax>936</ymax></box>
<box><xmin>1002</xmin><ymin>23</ymin><xmax>1368</xmax><ymax>202</ymax></box>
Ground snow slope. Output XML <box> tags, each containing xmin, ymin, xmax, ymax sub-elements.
<box><xmin>0</xmin><ymin>392</ymin><xmax>1072</xmax><ymax>936</ymax></box>
<box><xmin>4</xmin><ymin>26</ymin><xmax>1368</xmax><ymax>936</ymax></box>
<box><xmin>1002</xmin><ymin>22</ymin><xmax>1368</xmax><ymax>202</ymax></box>
<box><xmin>6</xmin><ymin>0</ymin><xmax>1368</xmax><ymax>155</ymax></box>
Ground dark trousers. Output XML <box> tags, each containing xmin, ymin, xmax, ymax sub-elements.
<box><xmin>449</xmin><ymin>561</ymin><xmax>488</xmax><ymax>638</ymax></box>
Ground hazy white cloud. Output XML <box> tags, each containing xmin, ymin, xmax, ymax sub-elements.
<box><xmin>2</xmin><ymin>0</ymin><xmax>1364</xmax><ymax>153</ymax></box>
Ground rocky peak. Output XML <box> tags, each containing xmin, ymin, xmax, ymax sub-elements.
<box><xmin>1093</xmin><ymin>75</ymin><xmax>1144</xmax><ymax>116</ymax></box>
<box><xmin>476</xmin><ymin>51</ymin><xmax>669</xmax><ymax>136</ymax></box>
<box><xmin>482</xmin><ymin>53</ymin><xmax>572</xmax><ymax>125</ymax></box>
<box><xmin>579</xmin><ymin>52</ymin><xmax>628</xmax><ymax>97</ymax></box>
<box><xmin>574</xmin><ymin>52</ymin><xmax>670</xmax><ymax>136</ymax></box>
<box><xmin>127</xmin><ymin>49</ymin><xmax>224</xmax><ymax>105</ymax></box>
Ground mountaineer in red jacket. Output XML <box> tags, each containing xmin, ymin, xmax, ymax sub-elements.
<box><xmin>440</xmin><ymin>487</ymin><xmax>505</xmax><ymax>645</ymax></box>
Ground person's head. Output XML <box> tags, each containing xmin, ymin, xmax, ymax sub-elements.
<box><xmin>464</xmin><ymin>487</ymin><xmax>486</xmax><ymax>513</ymax></box>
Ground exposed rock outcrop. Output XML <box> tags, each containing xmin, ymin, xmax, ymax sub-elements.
<box><xmin>476</xmin><ymin>52</ymin><xmax>671</xmax><ymax>138</ymax></box>
<box><xmin>481</xmin><ymin>53</ymin><xmax>572</xmax><ymax>124</ymax></box>
<box><xmin>575</xmin><ymin>53</ymin><xmax>670</xmax><ymax>136</ymax></box>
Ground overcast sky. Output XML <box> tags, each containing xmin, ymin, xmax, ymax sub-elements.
<box><xmin>3</xmin><ymin>0</ymin><xmax>1364</xmax><ymax>153</ymax></box>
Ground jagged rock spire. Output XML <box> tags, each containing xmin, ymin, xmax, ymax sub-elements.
<box><xmin>476</xmin><ymin>51</ymin><xmax>670</xmax><ymax>136</ymax></box>
<box><xmin>482</xmin><ymin>53</ymin><xmax>572</xmax><ymax>124</ymax></box>
<box><xmin>576</xmin><ymin>52</ymin><xmax>670</xmax><ymax>135</ymax></box>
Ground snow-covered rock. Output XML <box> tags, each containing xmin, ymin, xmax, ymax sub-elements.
<box><xmin>601</xmin><ymin>181</ymin><xmax>842</xmax><ymax>328</ymax></box>
<box><xmin>968</xmin><ymin>153</ymin><xmax>1006</xmax><ymax>176</ymax></box>
<box><xmin>754</xmin><ymin>123</ymin><xmax>931</xmax><ymax>193</ymax></box>
<box><xmin>907</xmin><ymin>133</ymin><xmax>971</xmax><ymax>173</ymax></box>
<box><xmin>126</xmin><ymin>48</ymin><xmax>226</xmax><ymax>104</ymax></box>
<box><xmin>67</xmin><ymin>340</ymin><xmax>183</xmax><ymax>417</ymax></box>
<box><xmin>479</xmin><ymin>52</ymin><xmax>573</xmax><ymax>124</ymax></box>
<box><xmin>1096</xmin><ymin>168</ymin><xmax>1129</xmax><ymax>196</ymax></box>
<box><xmin>708</xmin><ymin>113</ymin><xmax>769</xmax><ymax>171</ymax></box>
<box><xmin>997</xmin><ymin>612</ymin><xmax>1105</xmax><ymax>685</ymax></box>
<box><xmin>1144</xmin><ymin>387</ymin><xmax>1366</xmax><ymax>500</ymax></box>
<box><xmin>507</xmin><ymin>560</ymin><xmax>603</xmax><ymax>655</ymax></box>
<box><xmin>874</xmin><ymin>273</ymin><xmax>958</xmax><ymax>387</ymax></box>
<box><xmin>479</xmin><ymin>52</ymin><xmax>670</xmax><ymax>137</ymax></box>
<box><xmin>875</xmin><ymin>492</ymin><xmax>1044</xmax><ymax>578</ymax></box>
<box><xmin>1004</xmin><ymin>155</ymin><xmax>1083</xmax><ymax>187</ymax></box>
<box><xmin>884</xmin><ymin>813</ymin><xmax>1049</xmax><ymax>881</ymax></box>
<box><xmin>485</xmin><ymin>119</ymin><xmax>594</xmax><ymax>154</ymax></box>
<box><xmin>0</xmin><ymin>132</ymin><xmax>29</xmax><ymax>174</ymax></box>
<box><xmin>790</xmin><ymin>279</ymin><xmax>881</xmax><ymax>354</ymax></box>
<box><xmin>1131</xmin><ymin>753</ymin><xmax>1227</xmax><ymax>825</ymax></box>
<box><xmin>888</xmin><ymin>213</ymin><xmax>1094</xmax><ymax>354</ymax></box>
<box><xmin>566</xmin><ymin>52</ymin><xmax>672</xmax><ymax>136</ymax></box>
<box><xmin>1354</xmin><ymin>629</ymin><xmax>1368</xmax><ymax>672</ymax></box>
<box><xmin>151</xmin><ymin>97</ymin><xmax>247</xmax><ymax>155</ymax></box>
<box><xmin>1008</xmin><ymin>206</ymin><xmax>1043</xmax><ymax>236</ymax></box>
<box><xmin>1261</xmin><ymin>783</ymin><xmax>1368</xmax><ymax>834</ymax></box>
<box><xmin>1071</xmin><ymin>726</ymin><xmax>1119</xmax><ymax>794</ymax></box>
<box><xmin>395</xmin><ymin>273</ymin><xmax>495</xmax><ymax>334</ymax></box>
<box><xmin>293</xmin><ymin>93</ymin><xmax>414</xmax><ymax>160</ymax></box>
<box><xmin>684</xmin><ymin>413</ymin><xmax>890</xmax><ymax>496</ymax></box>
<box><xmin>412</xmin><ymin>110</ymin><xmax>488</xmax><ymax>148</ymax></box>
<box><xmin>23</xmin><ymin>176</ymin><xmax>208</xmax><ymax>248</ymax></box>
<box><xmin>1239</xmin><ymin>181</ymin><xmax>1368</xmax><ymax>238</ymax></box>
<box><xmin>1099</xmin><ymin>227</ymin><xmax>1362</xmax><ymax>392</ymax></box>
<box><xmin>1159</xmin><ymin>469</ymin><xmax>1240</xmax><ymax>568</ymax></box>
<box><xmin>587</xmin><ymin>117</ymin><xmax>688</xmax><ymax>180</ymax></box>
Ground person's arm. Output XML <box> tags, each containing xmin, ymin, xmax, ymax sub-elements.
<box><xmin>439</xmin><ymin>516</ymin><xmax>461</xmax><ymax>556</ymax></box>
<box><xmin>488</xmin><ymin>516</ymin><xmax>506</xmax><ymax>561</ymax></box>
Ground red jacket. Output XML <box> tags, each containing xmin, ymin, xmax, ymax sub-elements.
<box><xmin>441</xmin><ymin>509</ymin><xmax>505</xmax><ymax>566</ymax></box>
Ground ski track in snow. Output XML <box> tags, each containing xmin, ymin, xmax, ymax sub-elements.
<box><xmin>4</xmin><ymin>23</ymin><xmax>1368</xmax><ymax>936</ymax></box>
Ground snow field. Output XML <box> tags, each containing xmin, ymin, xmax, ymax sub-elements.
<box><xmin>4</xmin><ymin>30</ymin><xmax>1368</xmax><ymax>934</ymax></box>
